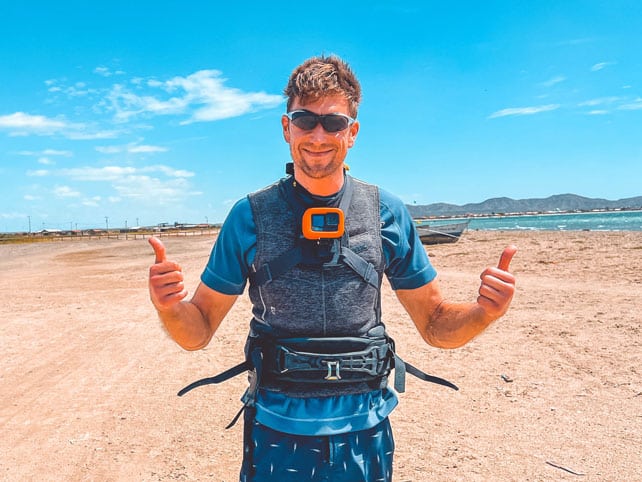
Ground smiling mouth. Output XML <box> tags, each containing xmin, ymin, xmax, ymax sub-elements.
<box><xmin>303</xmin><ymin>148</ymin><xmax>333</xmax><ymax>155</ymax></box>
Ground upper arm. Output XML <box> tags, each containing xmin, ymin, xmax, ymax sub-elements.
<box><xmin>379</xmin><ymin>190</ymin><xmax>437</xmax><ymax>289</ymax></box>
<box><xmin>395</xmin><ymin>278</ymin><xmax>444</xmax><ymax>343</ymax></box>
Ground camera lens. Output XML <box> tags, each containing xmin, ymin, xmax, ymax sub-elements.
<box><xmin>325</xmin><ymin>213</ymin><xmax>339</xmax><ymax>227</ymax></box>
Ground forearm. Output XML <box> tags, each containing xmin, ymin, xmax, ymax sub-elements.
<box><xmin>423</xmin><ymin>301</ymin><xmax>493</xmax><ymax>349</ymax></box>
<box><xmin>156</xmin><ymin>301</ymin><xmax>214</xmax><ymax>351</ymax></box>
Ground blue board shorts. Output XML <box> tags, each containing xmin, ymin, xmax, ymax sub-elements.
<box><xmin>240</xmin><ymin>408</ymin><xmax>395</xmax><ymax>481</ymax></box>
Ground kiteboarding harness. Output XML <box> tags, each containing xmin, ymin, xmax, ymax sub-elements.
<box><xmin>178</xmin><ymin>167</ymin><xmax>457</xmax><ymax>427</ymax></box>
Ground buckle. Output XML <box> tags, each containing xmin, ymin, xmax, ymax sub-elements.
<box><xmin>324</xmin><ymin>361</ymin><xmax>341</xmax><ymax>380</ymax></box>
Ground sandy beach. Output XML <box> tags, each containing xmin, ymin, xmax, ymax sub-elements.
<box><xmin>1</xmin><ymin>230</ymin><xmax>640</xmax><ymax>481</ymax></box>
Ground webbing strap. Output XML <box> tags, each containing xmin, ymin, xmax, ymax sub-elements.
<box><xmin>339</xmin><ymin>247</ymin><xmax>379</xmax><ymax>288</ymax></box>
<box><xmin>392</xmin><ymin>355</ymin><xmax>459</xmax><ymax>392</ymax></box>
<box><xmin>405</xmin><ymin>361</ymin><xmax>459</xmax><ymax>391</ymax></box>
<box><xmin>393</xmin><ymin>354</ymin><xmax>407</xmax><ymax>393</ymax></box>
<box><xmin>250</xmin><ymin>245</ymin><xmax>303</xmax><ymax>286</ymax></box>
<box><xmin>177</xmin><ymin>360</ymin><xmax>250</xmax><ymax>397</ymax></box>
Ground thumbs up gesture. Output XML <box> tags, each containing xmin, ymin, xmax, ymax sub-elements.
<box><xmin>148</xmin><ymin>237</ymin><xmax>188</xmax><ymax>312</ymax></box>
<box><xmin>477</xmin><ymin>245</ymin><xmax>517</xmax><ymax>319</ymax></box>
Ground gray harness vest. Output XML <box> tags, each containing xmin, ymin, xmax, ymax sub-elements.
<box><xmin>178</xmin><ymin>173</ymin><xmax>457</xmax><ymax>427</ymax></box>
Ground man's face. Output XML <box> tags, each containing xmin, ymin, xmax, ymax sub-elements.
<box><xmin>281</xmin><ymin>95</ymin><xmax>359</xmax><ymax>185</ymax></box>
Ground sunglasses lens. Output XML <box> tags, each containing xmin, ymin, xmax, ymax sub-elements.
<box><xmin>290</xmin><ymin>112</ymin><xmax>319</xmax><ymax>130</ymax></box>
<box><xmin>288</xmin><ymin>111</ymin><xmax>352</xmax><ymax>132</ymax></box>
<box><xmin>321</xmin><ymin>116</ymin><xmax>350</xmax><ymax>132</ymax></box>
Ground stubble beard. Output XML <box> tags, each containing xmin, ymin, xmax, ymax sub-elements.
<box><xmin>293</xmin><ymin>146</ymin><xmax>343</xmax><ymax>180</ymax></box>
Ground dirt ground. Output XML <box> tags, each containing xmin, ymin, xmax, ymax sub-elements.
<box><xmin>1</xmin><ymin>230</ymin><xmax>640</xmax><ymax>481</ymax></box>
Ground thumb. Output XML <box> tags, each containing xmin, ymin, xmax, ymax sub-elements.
<box><xmin>498</xmin><ymin>245</ymin><xmax>517</xmax><ymax>271</ymax></box>
<box><xmin>148</xmin><ymin>236</ymin><xmax>167</xmax><ymax>264</ymax></box>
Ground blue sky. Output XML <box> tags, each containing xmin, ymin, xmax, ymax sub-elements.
<box><xmin>1</xmin><ymin>1</ymin><xmax>641</xmax><ymax>232</ymax></box>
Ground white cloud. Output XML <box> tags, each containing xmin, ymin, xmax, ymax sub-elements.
<box><xmin>128</xmin><ymin>144</ymin><xmax>168</xmax><ymax>153</ymax></box>
<box><xmin>578</xmin><ymin>97</ymin><xmax>620</xmax><ymax>107</ymax></box>
<box><xmin>54</xmin><ymin>185</ymin><xmax>81</xmax><ymax>198</ymax></box>
<box><xmin>27</xmin><ymin>169</ymin><xmax>50</xmax><ymax>177</ymax></box>
<box><xmin>0</xmin><ymin>211</ymin><xmax>28</xmax><ymax>220</ymax></box>
<box><xmin>107</xmin><ymin>70</ymin><xmax>283</xmax><ymax>123</ymax></box>
<box><xmin>64</xmin><ymin>129</ymin><xmax>122</xmax><ymax>140</ymax></box>
<box><xmin>0</xmin><ymin>112</ymin><xmax>119</xmax><ymax>140</ymax></box>
<box><xmin>618</xmin><ymin>98</ymin><xmax>642</xmax><ymax>110</ymax></box>
<box><xmin>45</xmin><ymin>164</ymin><xmax>200</xmax><ymax>205</ymax></box>
<box><xmin>96</xmin><ymin>143</ymin><xmax>168</xmax><ymax>154</ymax></box>
<box><xmin>18</xmin><ymin>149</ymin><xmax>72</xmax><ymax>157</ymax></box>
<box><xmin>488</xmin><ymin>104</ymin><xmax>560</xmax><ymax>119</ymax></box>
<box><xmin>44</xmin><ymin>149</ymin><xmax>73</xmax><ymax>156</ymax></box>
<box><xmin>0</xmin><ymin>112</ymin><xmax>67</xmax><ymax>133</ymax></box>
<box><xmin>539</xmin><ymin>76</ymin><xmax>566</xmax><ymax>88</ymax></box>
<box><xmin>112</xmin><ymin>174</ymin><xmax>195</xmax><ymax>201</ymax></box>
<box><xmin>38</xmin><ymin>157</ymin><xmax>54</xmax><ymax>165</ymax></box>
<box><xmin>591</xmin><ymin>61</ymin><xmax>616</xmax><ymax>72</ymax></box>
<box><xmin>55</xmin><ymin>164</ymin><xmax>192</xmax><ymax>182</ymax></box>
<box><xmin>95</xmin><ymin>146</ymin><xmax>122</xmax><ymax>154</ymax></box>
<box><xmin>109</xmin><ymin>84</ymin><xmax>188</xmax><ymax>121</ymax></box>
<box><xmin>82</xmin><ymin>196</ymin><xmax>102</xmax><ymax>207</ymax></box>
<box><xmin>151</xmin><ymin>165</ymin><xmax>193</xmax><ymax>178</ymax></box>
<box><xmin>61</xmin><ymin>166</ymin><xmax>138</xmax><ymax>181</ymax></box>
<box><xmin>94</xmin><ymin>66</ymin><xmax>112</xmax><ymax>77</ymax></box>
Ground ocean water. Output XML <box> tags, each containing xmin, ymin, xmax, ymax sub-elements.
<box><xmin>440</xmin><ymin>210</ymin><xmax>642</xmax><ymax>232</ymax></box>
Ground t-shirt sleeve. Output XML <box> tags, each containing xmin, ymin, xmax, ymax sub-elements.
<box><xmin>380</xmin><ymin>189</ymin><xmax>437</xmax><ymax>290</ymax></box>
<box><xmin>200</xmin><ymin>197</ymin><xmax>256</xmax><ymax>295</ymax></box>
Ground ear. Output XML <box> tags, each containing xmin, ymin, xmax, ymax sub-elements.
<box><xmin>347</xmin><ymin>120</ymin><xmax>359</xmax><ymax>148</ymax></box>
<box><xmin>281</xmin><ymin>115</ymin><xmax>291</xmax><ymax>143</ymax></box>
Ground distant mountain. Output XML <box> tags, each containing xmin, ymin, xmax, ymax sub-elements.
<box><xmin>406</xmin><ymin>194</ymin><xmax>642</xmax><ymax>218</ymax></box>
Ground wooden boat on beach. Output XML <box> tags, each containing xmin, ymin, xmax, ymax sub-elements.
<box><xmin>415</xmin><ymin>220</ymin><xmax>470</xmax><ymax>245</ymax></box>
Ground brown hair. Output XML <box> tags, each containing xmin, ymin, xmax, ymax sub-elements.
<box><xmin>284</xmin><ymin>55</ymin><xmax>362</xmax><ymax>118</ymax></box>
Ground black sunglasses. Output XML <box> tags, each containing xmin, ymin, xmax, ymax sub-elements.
<box><xmin>286</xmin><ymin>110</ymin><xmax>355</xmax><ymax>133</ymax></box>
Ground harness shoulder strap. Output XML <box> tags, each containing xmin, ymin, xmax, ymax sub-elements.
<box><xmin>249</xmin><ymin>245</ymin><xmax>303</xmax><ymax>286</ymax></box>
<box><xmin>339</xmin><ymin>247</ymin><xmax>379</xmax><ymax>288</ymax></box>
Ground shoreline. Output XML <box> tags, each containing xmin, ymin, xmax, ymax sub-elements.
<box><xmin>415</xmin><ymin>207</ymin><xmax>642</xmax><ymax>221</ymax></box>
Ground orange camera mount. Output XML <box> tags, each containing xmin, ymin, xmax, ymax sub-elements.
<box><xmin>301</xmin><ymin>207</ymin><xmax>345</xmax><ymax>240</ymax></box>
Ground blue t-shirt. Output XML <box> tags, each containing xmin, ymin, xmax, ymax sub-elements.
<box><xmin>201</xmin><ymin>185</ymin><xmax>437</xmax><ymax>436</ymax></box>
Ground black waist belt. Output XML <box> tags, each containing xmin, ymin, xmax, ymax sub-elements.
<box><xmin>178</xmin><ymin>335</ymin><xmax>458</xmax><ymax>428</ymax></box>
<box><xmin>268</xmin><ymin>336</ymin><xmax>392</xmax><ymax>384</ymax></box>
<box><xmin>178</xmin><ymin>335</ymin><xmax>458</xmax><ymax>396</ymax></box>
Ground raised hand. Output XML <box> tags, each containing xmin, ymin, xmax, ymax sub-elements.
<box><xmin>477</xmin><ymin>245</ymin><xmax>517</xmax><ymax>319</ymax></box>
<box><xmin>148</xmin><ymin>237</ymin><xmax>188</xmax><ymax>311</ymax></box>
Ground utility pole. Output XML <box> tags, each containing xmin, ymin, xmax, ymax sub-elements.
<box><xmin>28</xmin><ymin>215</ymin><xmax>31</xmax><ymax>233</ymax></box>
<box><xmin>105</xmin><ymin>216</ymin><xmax>109</xmax><ymax>231</ymax></box>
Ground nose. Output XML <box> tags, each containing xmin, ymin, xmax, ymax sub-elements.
<box><xmin>308</xmin><ymin>122</ymin><xmax>330</xmax><ymax>141</ymax></box>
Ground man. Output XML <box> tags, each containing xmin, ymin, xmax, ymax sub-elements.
<box><xmin>148</xmin><ymin>55</ymin><xmax>516</xmax><ymax>481</ymax></box>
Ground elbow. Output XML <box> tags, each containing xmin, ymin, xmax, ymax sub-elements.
<box><xmin>178</xmin><ymin>333</ymin><xmax>212</xmax><ymax>351</ymax></box>
<box><xmin>180</xmin><ymin>342</ymin><xmax>207</xmax><ymax>351</ymax></box>
<box><xmin>424</xmin><ymin>332</ymin><xmax>468</xmax><ymax>350</ymax></box>
<box><xmin>170</xmin><ymin>331</ymin><xmax>212</xmax><ymax>352</ymax></box>
<box><xmin>422</xmin><ymin>322</ymin><xmax>472</xmax><ymax>349</ymax></box>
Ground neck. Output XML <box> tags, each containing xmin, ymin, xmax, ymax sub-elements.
<box><xmin>294</xmin><ymin>170</ymin><xmax>345</xmax><ymax>196</ymax></box>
